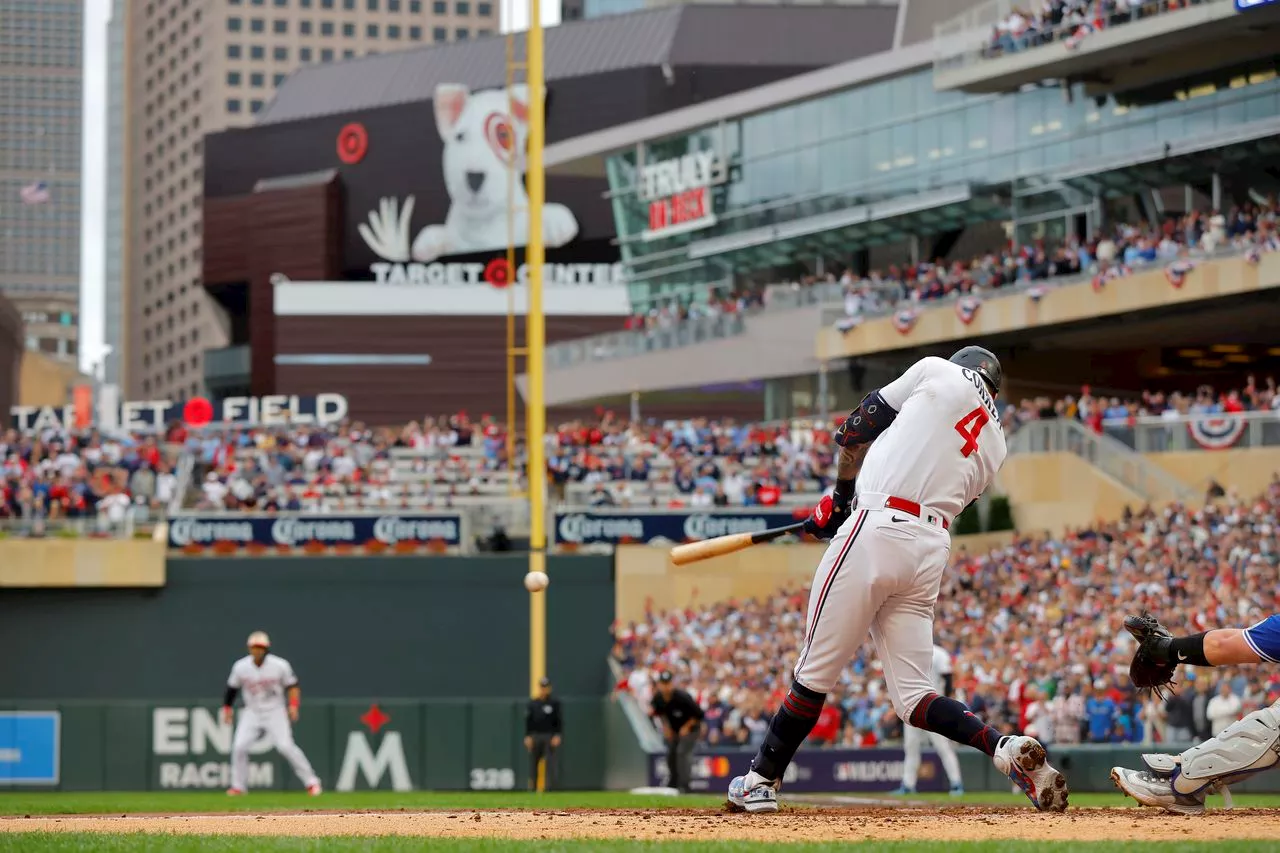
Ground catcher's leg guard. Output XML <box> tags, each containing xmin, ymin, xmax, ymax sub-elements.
<box><xmin>1169</xmin><ymin>703</ymin><xmax>1280</xmax><ymax>796</ymax></box>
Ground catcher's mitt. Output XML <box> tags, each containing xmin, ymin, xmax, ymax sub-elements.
<box><xmin>1124</xmin><ymin>611</ymin><xmax>1178</xmax><ymax>699</ymax></box>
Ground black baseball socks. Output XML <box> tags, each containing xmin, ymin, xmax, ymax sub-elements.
<box><xmin>747</xmin><ymin>681</ymin><xmax>825</xmax><ymax>783</ymax></box>
<box><xmin>909</xmin><ymin>692</ymin><xmax>1001</xmax><ymax>756</ymax></box>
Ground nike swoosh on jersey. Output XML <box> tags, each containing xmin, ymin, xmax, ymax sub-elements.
<box><xmin>890</xmin><ymin>516</ymin><xmax>909</xmax><ymax>523</ymax></box>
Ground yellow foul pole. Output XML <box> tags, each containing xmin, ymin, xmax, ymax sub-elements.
<box><xmin>526</xmin><ymin>0</ymin><xmax>548</xmax><ymax>703</ymax></box>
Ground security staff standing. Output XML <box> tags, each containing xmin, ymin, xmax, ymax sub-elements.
<box><xmin>650</xmin><ymin>671</ymin><xmax>704</xmax><ymax>793</ymax></box>
<box><xmin>524</xmin><ymin>676</ymin><xmax>562</xmax><ymax>790</ymax></box>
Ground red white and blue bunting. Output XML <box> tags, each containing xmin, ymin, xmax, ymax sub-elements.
<box><xmin>955</xmin><ymin>295</ymin><xmax>982</xmax><ymax>325</ymax></box>
<box><xmin>1092</xmin><ymin>264</ymin><xmax>1131</xmax><ymax>292</ymax></box>
<box><xmin>1187</xmin><ymin>416</ymin><xmax>1246</xmax><ymax>450</ymax></box>
<box><xmin>1165</xmin><ymin>259</ymin><xmax>1196</xmax><ymax>288</ymax></box>
<box><xmin>891</xmin><ymin>307</ymin><xmax>919</xmax><ymax>335</ymax></box>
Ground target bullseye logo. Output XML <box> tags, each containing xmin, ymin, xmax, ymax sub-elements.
<box><xmin>182</xmin><ymin>397</ymin><xmax>215</xmax><ymax>427</ymax></box>
<box><xmin>483</xmin><ymin>258</ymin><xmax>513</xmax><ymax>289</ymax></box>
<box><xmin>337</xmin><ymin>122</ymin><xmax>369</xmax><ymax>165</ymax></box>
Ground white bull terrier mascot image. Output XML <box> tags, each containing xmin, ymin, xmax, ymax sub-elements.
<box><xmin>358</xmin><ymin>83</ymin><xmax>580</xmax><ymax>263</ymax></box>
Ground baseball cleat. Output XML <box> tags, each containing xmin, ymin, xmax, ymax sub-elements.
<box><xmin>1111</xmin><ymin>767</ymin><xmax>1206</xmax><ymax>815</ymax></box>
<box><xmin>306</xmin><ymin>782</ymin><xmax>323</xmax><ymax>796</ymax></box>
<box><xmin>993</xmin><ymin>735</ymin><xmax>1068</xmax><ymax>812</ymax></box>
<box><xmin>891</xmin><ymin>784</ymin><xmax>916</xmax><ymax>795</ymax></box>
<box><xmin>727</xmin><ymin>773</ymin><xmax>779</xmax><ymax>813</ymax></box>
<box><xmin>726</xmin><ymin>775</ymin><xmax>746</xmax><ymax>811</ymax></box>
<box><xmin>226</xmin><ymin>788</ymin><xmax>246</xmax><ymax>796</ymax></box>
<box><xmin>742</xmin><ymin>781</ymin><xmax>779</xmax><ymax>813</ymax></box>
<box><xmin>950</xmin><ymin>782</ymin><xmax>965</xmax><ymax>796</ymax></box>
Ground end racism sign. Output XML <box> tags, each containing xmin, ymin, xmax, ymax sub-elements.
<box><xmin>11</xmin><ymin>393</ymin><xmax>350</xmax><ymax>434</ymax></box>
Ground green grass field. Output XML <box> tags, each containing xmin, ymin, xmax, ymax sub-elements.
<box><xmin>2</xmin><ymin>789</ymin><xmax>1280</xmax><ymax>815</ymax></box>
<box><xmin>2</xmin><ymin>791</ymin><xmax>1279</xmax><ymax>852</ymax></box>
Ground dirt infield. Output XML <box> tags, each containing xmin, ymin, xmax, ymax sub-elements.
<box><xmin>3</xmin><ymin>807</ymin><xmax>1279</xmax><ymax>842</ymax></box>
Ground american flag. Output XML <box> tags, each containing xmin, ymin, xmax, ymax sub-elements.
<box><xmin>20</xmin><ymin>181</ymin><xmax>50</xmax><ymax>204</ymax></box>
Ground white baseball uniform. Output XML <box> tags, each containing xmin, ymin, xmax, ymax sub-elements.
<box><xmin>794</xmin><ymin>356</ymin><xmax>1006</xmax><ymax>723</ymax></box>
<box><xmin>227</xmin><ymin>653</ymin><xmax>320</xmax><ymax>791</ymax></box>
<box><xmin>901</xmin><ymin>644</ymin><xmax>964</xmax><ymax>789</ymax></box>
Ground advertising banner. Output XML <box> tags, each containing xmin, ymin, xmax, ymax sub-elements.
<box><xmin>0</xmin><ymin>711</ymin><xmax>60</xmax><ymax>785</ymax></box>
<box><xmin>647</xmin><ymin>747</ymin><xmax>947</xmax><ymax>794</ymax></box>
<box><xmin>554</xmin><ymin>510</ymin><xmax>805</xmax><ymax>546</ymax></box>
<box><xmin>167</xmin><ymin>513</ymin><xmax>464</xmax><ymax>550</ymax></box>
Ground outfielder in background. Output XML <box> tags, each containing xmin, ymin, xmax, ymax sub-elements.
<box><xmin>728</xmin><ymin>347</ymin><xmax>1068</xmax><ymax>814</ymax></box>
<box><xmin>1112</xmin><ymin>611</ymin><xmax>1280</xmax><ymax>814</ymax></box>
<box><xmin>895</xmin><ymin>642</ymin><xmax>965</xmax><ymax>796</ymax></box>
<box><xmin>222</xmin><ymin>631</ymin><xmax>322</xmax><ymax>796</ymax></box>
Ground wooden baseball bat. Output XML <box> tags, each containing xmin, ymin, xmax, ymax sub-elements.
<box><xmin>669</xmin><ymin>521</ymin><xmax>807</xmax><ymax>566</ymax></box>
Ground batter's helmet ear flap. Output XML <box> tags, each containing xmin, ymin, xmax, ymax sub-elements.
<box><xmin>949</xmin><ymin>346</ymin><xmax>1003</xmax><ymax>396</ymax></box>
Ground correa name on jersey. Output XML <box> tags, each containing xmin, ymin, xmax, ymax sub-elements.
<box><xmin>554</xmin><ymin>511</ymin><xmax>799</xmax><ymax>545</ymax></box>
<box><xmin>960</xmin><ymin>367</ymin><xmax>1002</xmax><ymax>424</ymax></box>
<box><xmin>167</xmin><ymin>513</ymin><xmax>463</xmax><ymax>548</ymax></box>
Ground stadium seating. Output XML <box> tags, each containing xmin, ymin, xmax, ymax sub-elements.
<box><xmin>0</xmin><ymin>428</ymin><xmax>182</xmax><ymax>536</ymax></box>
<box><xmin>983</xmin><ymin>0</ymin><xmax>1206</xmax><ymax>60</ymax></box>
<box><xmin>614</xmin><ymin>478</ymin><xmax>1280</xmax><ymax>748</ymax></box>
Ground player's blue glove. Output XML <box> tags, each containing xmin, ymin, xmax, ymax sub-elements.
<box><xmin>803</xmin><ymin>480</ymin><xmax>854</xmax><ymax>540</ymax></box>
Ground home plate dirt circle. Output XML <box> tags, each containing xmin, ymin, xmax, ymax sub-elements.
<box><xmin>3</xmin><ymin>808</ymin><xmax>1280</xmax><ymax>842</ymax></box>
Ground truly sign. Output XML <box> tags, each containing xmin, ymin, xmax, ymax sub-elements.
<box><xmin>639</xmin><ymin>150</ymin><xmax>724</xmax><ymax>241</ymax></box>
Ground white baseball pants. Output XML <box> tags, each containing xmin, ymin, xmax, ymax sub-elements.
<box><xmin>231</xmin><ymin>707</ymin><xmax>319</xmax><ymax>791</ymax></box>
<box><xmin>902</xmin><ymin>724</ymin><xmax>963</xmax><ymax>788</ymax></box>
<box><xmin>793</xmin><ymin>501</ymin><xmax>950</xmax><ymax>722</ymax></box>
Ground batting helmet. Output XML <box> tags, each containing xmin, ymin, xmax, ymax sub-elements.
<box><xmin>949</xmin><ymin>346</ymin><xmax>1002</xmax><ymax>395</ymax></box>
<box><xmin>247</xmin><ymin>631</ymin><xmax>271</xmax><ymax>648</ymax></box>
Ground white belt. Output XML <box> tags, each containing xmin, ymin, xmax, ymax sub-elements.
<box><xmin>856</xmin><ymin>492</ymin><xmax>951</xmax><ymax>530</ymax></box>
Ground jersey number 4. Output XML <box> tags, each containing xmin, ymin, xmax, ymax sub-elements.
<box><xmin>954</xmin><ymin>407</ymin><xmax>989</xmax><ymax>458</ymax></box>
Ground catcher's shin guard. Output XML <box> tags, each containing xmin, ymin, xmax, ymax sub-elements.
<box><xmin>1163</xmin><ymin>702</ymin><xmax>1280</xmax><ymax>796</ymax></box>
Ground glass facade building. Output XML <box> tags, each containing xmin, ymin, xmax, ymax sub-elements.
<box><xmin>606</xmin><ymin>60</ymin><xmax>1280</xmax><ymax>309</ymax></box>
<box><xmin>103</xmin><ymin>0</ymin><xmax>127</xmax><ymax>384</ymax></box>
<box><xmin>0</xmin><ymin>0</ymin><xmax>83</xmax><ymax>303</ymax></box>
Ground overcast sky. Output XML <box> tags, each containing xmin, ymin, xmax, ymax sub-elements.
<box><xmin>77</xmin><ymin>0</ymin><xmax>559</xmax><ymax>376</ymax></box>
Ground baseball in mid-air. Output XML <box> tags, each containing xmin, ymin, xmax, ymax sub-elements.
<box><xmin>524</xmin><ymin>571</ymin><xmax>549</xmax><ymax>592</ymax></box>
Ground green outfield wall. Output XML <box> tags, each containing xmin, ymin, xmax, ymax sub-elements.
<box><xmin>0</xmin><ymin>555</ymin><xmax>614</xmax><ymax>700</ymax></box>
<box><xmin>0</xmin><ymin>698</ymin><xmax>610</xmax><ymax>791</ymax></box>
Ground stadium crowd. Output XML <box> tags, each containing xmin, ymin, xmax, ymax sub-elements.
<box><xmin>984</xmin><ymin>0</ymin><xmax>1207</xmax><ymax>59</ymax></box>
<box><xmin>613</xmin><ymin>478</ymin><xmax>1280</xmax><ymax>748</ymax></box>
<box><xmin>1006</xmin><ymin>378</ymin><xmax>1280</xmax><ymax>438</ymax></box>
<box><xmin>835</xmin><ymin>200</ymin><xmax>1279</xmax><ymax>328</ymax></box>
<box><xmin>177</xmin><ymin>412</ymin><xmax>844</xmax><ymax>512</ymax></box>
<box><xmin>0</xmin><ymin>427</ymin><xmax>179</xmax><ymax>533</ymax></box>
<box><xmin>7</xmin><ymin>376</ymin><xmax>1270</xmax><ymax>519</ymax></box>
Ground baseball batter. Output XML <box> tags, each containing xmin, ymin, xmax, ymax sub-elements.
<box><xmin>896</xmin><ymin>643</ymin><xmax>964</xmax><ymax>796</ymax></box>
<box><xmin>222</xmin><ymin>631</ymin><xmax>322</xmax><ymax>796</ymax></box>
<box><xmin>1113</xmin><ymin>611</ymin><xmax>1280</xmax><ymax>814</ymax></box>
<box><xmin>728</xmin><ymin>347</ymin><xmax>1068</xmax><ymax>813</ymax></box>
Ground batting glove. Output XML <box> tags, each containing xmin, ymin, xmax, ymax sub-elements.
<box><xmin>804</xmin><ymin>494</ymin><xmax>848</xmax><ymax>540</ymax></box>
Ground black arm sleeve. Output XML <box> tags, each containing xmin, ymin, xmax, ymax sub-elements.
<box><xmin>552</xmin><ymin>699</ymin><xmax>563</xmax><ymax>735</ymax></box>
<box><xmin>833</xmin><ymin>390</ymin><xmax>898</xmax><ymax>447</ymax></box>
<box><xmin>942</xmin><ymin>674</ymin><xmax>954</xmax><ymax>698</ymax></box>
<box><xmin>223</xmin><ymin>686</ymin><xmax>239</xmax><ymax>707</ymax></box>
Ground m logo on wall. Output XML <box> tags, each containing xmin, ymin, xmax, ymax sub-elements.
<box><xmin>358</xmin><ymin>83</ymin><xmax>579</xmax><ymax>265</ymax></box>
<box><xmin>335</xmin><ymin>704</ymin><xmax>412</xmax><ymax>791</ymax></box>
